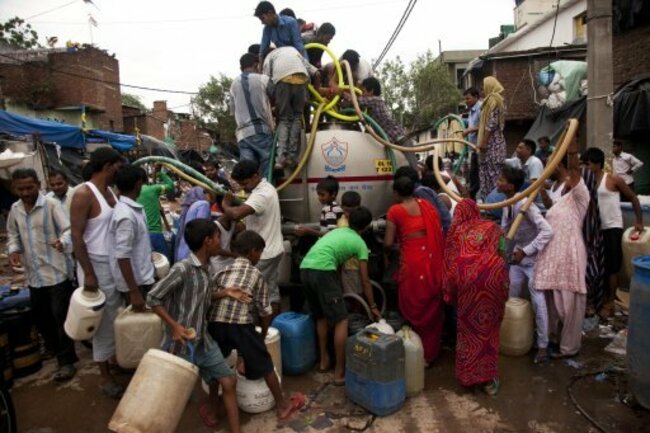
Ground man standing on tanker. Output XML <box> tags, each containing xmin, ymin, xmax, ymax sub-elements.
<box><xmin>70</xmin><ymin>147</ymin><xmax>125</xmax><ymax>399</ymax></box>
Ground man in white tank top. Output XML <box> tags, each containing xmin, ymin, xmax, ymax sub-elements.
<box><xmin>70</xmin><ymin>147</ymin><xmax>124</xmax><ymax>398</ymax></box>
<box><xmin>583</xmin><ymin>147</ymin><xmax>644</xmax><ymax>318</ymax></box>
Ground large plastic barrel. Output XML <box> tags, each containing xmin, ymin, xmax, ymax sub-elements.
<box><xmin>499</xmin><ymin>297</ymin><xmax>534</xmax><ymax>356</ymax></box>
<box><xmin>109</xmin><ymin>349</ymin><xmax>198</xmax><ymax>433</ymax></box>
<box><xmin>114</xmin><ymin>307</ymin><xmax>164</xmax><ymax>369</ymax></box>
<box><xmin>628</xmin><ymin>255</ymin><xmax>650</xmax><ymax>409</ymax></box>
<box><xmin>271</xmin><ymin>312</ymin><xmax>316</xmax><ymax>375</ymax></box>
<box><xmin>0</xmin><ymin>308</ymin><xmax>42</xmax><ymax>378</ymax></box>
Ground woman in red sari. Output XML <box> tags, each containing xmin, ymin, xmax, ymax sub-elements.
<box><xmin>443</xmin><ymin>199</ymin><xmax>508</xmax><ymax>395</ymax></box>
<box><xmin>384</xmin><ymin>176</ymin><xmax>445</xmax><ymax>363</ymax></box>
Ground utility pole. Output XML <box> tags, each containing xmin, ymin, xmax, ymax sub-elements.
<box><xmin>586</xmin><ymin>0</ymin><xmax>613</xmax><ymax>155</ymax></box>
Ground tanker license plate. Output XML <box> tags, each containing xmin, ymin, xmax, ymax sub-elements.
<box><xmin>374</xmin><ymin>159</ymin><xmax>393</xmax><ymax>174</ymax></box>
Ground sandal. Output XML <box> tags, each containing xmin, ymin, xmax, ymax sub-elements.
<box><xmin>483</xmin><ymin>378</ymin><xmax>500</xmax><ymax>396</ymax></box>
<box><xmin>53</xmin><ymin>364</ymin><xmax>76</xmax><ymax>382</ymax></box>
<box><xmin>533</xmin><ymin>349</ymin><xmax>549</xmax><ymax>365</ymax></box>
<box><xmin>101</xmin><ymin>382</ymin><xmax>125</xmax><ymax>399</ymax></box>
<box><xmin>199</xmin><ymin>401</ymin><xmax>219</xmax><ymax>428</ymax></box>
<box><xmin>279</xmin><ymin>392</ymin><xmax>306</xmax><ymax>421</ymax></box>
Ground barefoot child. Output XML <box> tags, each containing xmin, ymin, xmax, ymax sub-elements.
<box><xmin>147</xmin><ymin>219</ymin><xmax>240</xmax><ymax>432</ymax></box>
<box><xmin>208</xmin><ymin>230</ymin><xmax>305</xmax><ymax>420</ymax></box>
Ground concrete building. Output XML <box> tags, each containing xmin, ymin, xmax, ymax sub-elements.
<box><xmin>0</xmin><ymin>46</ymin><xmax>123</xmax><ymax>131</ymax></box>
<box><xmin>122</xmin><ymin>100</ymin><xmax>213</xmax><ymax>152</ymax></box>
<box><xmin>437</xmin><ymin>50</ymin><xmax>485</xmax><ymax>89</ymax></box>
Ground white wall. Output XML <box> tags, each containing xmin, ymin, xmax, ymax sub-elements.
<box><xmin>494</xmin><ymin>0</ymin><xmax>586</xmax><ymax>53</ymax></box>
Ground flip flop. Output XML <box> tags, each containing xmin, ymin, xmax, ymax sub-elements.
<box><xmin>279</xmin><ymin>392</ymin><xmax>306</xmax><ymax>421</ymax></box>
<box><xmin>199</xmin><ymin>401</ymin><xmax>219</xmax><ymax>428</ymax></box>
<box><xmin>53</xmin><ymin>365</ymin><xmax>76</xmax><ymax>382</ymax></box>
<box><xmin>101</xmin><ymin>382</ymin><xmax>124</xmax><ymax>399</ymax></box>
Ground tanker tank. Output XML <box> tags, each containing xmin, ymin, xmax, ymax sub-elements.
<box><xmin>278</xmin><ymin>123</ymin><xmax>408</xmax><ymax>223</ymax></box>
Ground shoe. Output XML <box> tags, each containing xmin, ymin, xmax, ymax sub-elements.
<box><xmin>483</xmin><ymin>378</ymin><xmax>500</xmax><ymax>396</ymax></box>
<box><xmin>53</xmin><ymin>364</ymin><xmax>76</xmax><ymax>382</ymax></box>
<box><xmin>101</xmin><ymin>382</ymin><xmax>125</xmax><ymax>399</ymax></box>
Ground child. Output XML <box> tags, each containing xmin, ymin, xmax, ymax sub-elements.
<box><xmin>209</xmin><ymin>213</ymin><xmax>242</xmax><ymax>277</ymax></box>
<box><xmin>300</xmin><ymin>207</ymin><xmax>381</xmax><ymax>385</ymax></box>
<box><xmin>208</xmin><ymin>230</ymin><xmax>305</xmax><ymax>420</ymax></box>
<box><xmin>497</xmin><ymin>166</ymin><xmax>553</xmax><ymax>364</ymax></box>
<box><xmin>146</xmin><ymin>219</ymin><xmax>240</xmax><ymax>432</ymax></box>
<box><xmin>338</xmin><ymin>191</ymin><xmax>363</xmax><ymax>295</ymax></box>
<box><xmin>110</xmin><ymin>165</ymin><xmax>156</xmax><ymax>310</ymax></box>
<box><xmin>295</xmin><ymin>176</ymin><xmax>343</xmax><ymax>237</ymax></box>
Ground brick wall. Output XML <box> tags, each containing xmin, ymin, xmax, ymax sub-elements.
<box><xmin>177</xmin><ymin>119</ymin><xmax>212</xmax><ymax>152</ymax></box>
<box><xmin>613</xmin><ymin>23</ymin><xmax>650</xmax><ymax>88</ymax></box>
<box><xmin>0</xmin><ymin>47</ymin><xmax>123</xmax><ymax>131</ymax></box>
<box><xmin>152</xmin><ymin>100</ymin><xmax>169</xmax><ymax>123</ymax></box>
<box><xmin>123</xmin><ymin>114</ymin><xmax>165</xmax><ymax>140</ymax></box>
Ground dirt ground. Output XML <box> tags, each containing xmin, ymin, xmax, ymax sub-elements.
<box><xmin>11</xmin><ymin>323</ymin><xmax>650</xmax><ymax>433</ymax></box>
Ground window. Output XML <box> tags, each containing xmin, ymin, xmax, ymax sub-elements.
<box><xmin>573</xmin><ymin>12</ymin><xmax>587</xmax><ymax>43</ymax></box>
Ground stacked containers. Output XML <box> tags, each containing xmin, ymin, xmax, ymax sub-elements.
<box><xmin>271</xmin><ymin>312</ymin><xmax>316</xmax><ymax>375</ymax></box>
<box><xmin>345</xmin><ymin>329</ymin><xmax>405</xmax><ymax>416</ymax></box>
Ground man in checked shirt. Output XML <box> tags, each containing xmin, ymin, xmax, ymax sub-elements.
<box><xmin>207</xmin><ymin>230</ymin><xmax>305</xmax><ymax>421</ymax></box>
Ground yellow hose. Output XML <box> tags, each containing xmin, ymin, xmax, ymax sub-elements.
<box><xmin>276</xmin><ymin>102</ymin><xmax>326</xmax><ymax>192</ymax></box>
<box><xmin>158</xmin><ymin>162</ymin><xmax>218</xmax><ymax>194</ymax></box>
<box><xmin>304</xmin><ymin>42</ymin><xmax>362</xmax><ymax>122</ymax></box>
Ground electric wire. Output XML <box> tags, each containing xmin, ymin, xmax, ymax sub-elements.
<box><xmin>0</xmin><ymin>53</ymin><xmax>198</xmax><ymax>94</ymax></box>
<box><xmin>24</xmin><ymin>0</ymin><xmax>79</xmax><ymax>20</ymax></box>
<box><xmin>373</xmin><ymin>0</ymin><xmax>417</xmax><ymax>68</ymax></box>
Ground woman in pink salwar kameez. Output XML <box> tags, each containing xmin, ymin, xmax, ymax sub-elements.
<box><xmin>534</xmin><ymin>147</ymin><xmax>590</xmax><ymax>357</ymax></box>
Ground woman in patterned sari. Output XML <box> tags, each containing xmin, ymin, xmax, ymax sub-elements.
<box><xmin>384</xmin><ymin>176</ymin><xmax>445</xmax><ymax>363</ymax></box>
<box><xmin>443</xmin><ymin>199</ymin><xmax>509</xmax><ymax>395</ymax></box>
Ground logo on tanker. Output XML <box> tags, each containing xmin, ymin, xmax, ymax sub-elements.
<box><xmin>321</xmin><ymin>137</ymin><xmax>348</xmax><ymax>173</ymax></box>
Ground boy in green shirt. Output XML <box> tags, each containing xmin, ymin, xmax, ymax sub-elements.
<box><xmin>137</xmin><ymin>170</ymin><xmax>175</xmax><ymax>260</ymax></box>
<box><xmin>300</xmin><ymin>206</ymin><xmax>381</xmax><ymax>386</ymax></box>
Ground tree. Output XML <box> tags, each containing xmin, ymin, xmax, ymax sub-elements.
<box><xmin>0</xmin><ymin>17</ymin><xmax>41</xmax><ymax>49</ymax></box>
<box><xmin>375</xmin><ymin>56</ymin><xmax>414</xmax><ymax>128</ymax></box>
<box><xmin>191</xmin><ymin>74</ymin><xmax>236</xmax><ymax>144</ymax></box>
<box><xmin>121</xmin><ymin>93</ymin><xmax>147</xmax><ymax>111</ymax></box>
<box><xmin>410</xmin><ymin>51</ymin><xmax>461</xmax><ymax>129</ymax></box>
<box><xmin>374</xmin><ymin>52</ymin><xmax>461</xmax><ymax>131</ymax></box>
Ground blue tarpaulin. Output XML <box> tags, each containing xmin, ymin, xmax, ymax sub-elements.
<box><xmin>0</xmin><ymin>109</ymin><xmax>85</xmax><ymax>149</ymax></box>
<box><xmin>0</xmin><ymin>109</ymin><xmax>136</xmax><ymax>151</ymax></box>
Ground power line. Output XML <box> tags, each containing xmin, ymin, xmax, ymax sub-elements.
<box><xmin>0</xmin><ymin>52</ymin><xmax>198</xmax><ymax>94</ymax></box>
<box><xmin>30</xmin><ymin>0</ymin><xmax>403</xmax><ymax>25</ymax></box>
<box><xmin>24</xmin><ymin>0</ymin><xmax>79</xmax><ymax>20</ymax></box>
<box><xmin>373</xmin><ymin>0</ymin><xmax>417</xmax><ymax>68</ymax></box>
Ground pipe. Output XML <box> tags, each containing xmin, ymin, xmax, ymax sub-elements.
<box><xmin>432</xmin><ymin>118</ymin><xmax>577</xmax><ymax>211</ymax></box>
<box><xmin>158</xmin><ymin>162</ymin><xmax>216</xmax><ymax>194</ymax></box>
<box><xmin>133</xmin><ymin>156</ymin><xmax>228</xmax><ymax>195</ymax></box>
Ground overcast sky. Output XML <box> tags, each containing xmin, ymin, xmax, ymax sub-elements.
<box><xmin>5</xmin><ymin>0</ymin><xmax>515</xmax><ymax>113</ymax></box>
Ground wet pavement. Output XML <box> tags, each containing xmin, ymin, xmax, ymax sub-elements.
<box><xmin>12</xmin><ymin>324</ymin><xmax>650</xmax><ymax>433</ymax></box>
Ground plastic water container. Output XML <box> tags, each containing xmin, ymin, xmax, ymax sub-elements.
<box><xmin>109</xmin><ymin>349</ymin><xmax>198</xmax><ymax>433</ymax></box>
<box><xmin>345</xmin><ymin>329</ymin><xmax>406</xmax><ymax>416</ymax></box>
<box><xmin>278</xmin><ymin>240</ymin><xmax>292</xmax><ymax>285</ymax></box>
<box><xmin>365</xmin><ymin>319</ymin><xmax>394</xmax><ymax>334</ymax></box>
<box><xmin>255</xmin><ymin>326</ymin><xmax>282</xmax><ymax>380</ymax></box>
<box><xmin>272</xmin><ymin>312</ymin><xmax>316</xmax><ymax>375</ymax></box>
<box><xmin>619</xmin><ymin>227</ymin><xmax>650</xmax><ymax>288</ymax></box>
<box><xmin>114</xmin><ymin>307</ymin><xmax>164</xmax><ymax>369</ymax></box>
<box><xmin>236</xmin><ymin>370</ymin><xmax>281</xmax><ymax>413</ymax></box>
<box><xmin>64</xmin><ymin>287</ymin><xmax>106</xmax><ymax>341</ymax></box>
<box><xmin>152</xmin><ymin>252</ymin><xmax>170</xmax><ymax>280</ymax></box>
<box><xmin>396</xmin><ymin>326</ymin><xmax>425</xmax><ymax>397</ymax></box>
<box><xmin>628</xmin><ymin>255</ymin><xmax>650</xmax><ymax>409</ymax></box>
<box><xmin>500</xmin><ymin>297</ymin><xmax>534</xmax><ymax>356</ymax></box>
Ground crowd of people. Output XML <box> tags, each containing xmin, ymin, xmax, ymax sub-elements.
<box><xmin>3</xmin><ymin>1</ymin><xmax>647</xmax><ymax>431</ymax></box>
